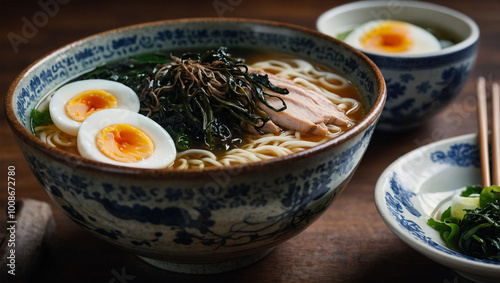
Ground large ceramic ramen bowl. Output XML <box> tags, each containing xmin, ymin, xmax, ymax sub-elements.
<box><xmin>317</xmin><ymin>1</ymin><xmax>479</xmax><ymax>132</ymax></box>
<box><xmin>375</xmin><ymin>133</ymin><xmax>500</xmax><ymax>283</ymax></box>
<box><xmin>5</xmin><ymin>18</ymin><xmax>386</xmax><ymax>274</ymax></box>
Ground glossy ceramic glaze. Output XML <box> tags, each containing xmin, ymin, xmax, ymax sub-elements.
<box><xmin>375</xmin><ymin>133</ymin><xmax>500</xmax><ymax>283</ymax></box>
<box><xmin>317</xmin><ymin>1</ymin><xmax>479</xmax><ymax>132</ymax></box>
<box><xmin>5</xmin><ymin>18</ymin><xmax>386</xmax><ymax>274</ymax></box>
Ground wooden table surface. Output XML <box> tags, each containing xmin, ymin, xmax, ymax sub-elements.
<box><xmin>0</xmin><ymin>0</ymin><xmax>498</xmax><ymax>282</ymax></box>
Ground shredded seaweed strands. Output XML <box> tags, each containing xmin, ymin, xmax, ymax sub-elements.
<box><xmin>428</xmin><ymin>185</ymin><xmax>500</xmax><ymax>261</ymax></box>
<box><xmin>144</xmin><ymin>47</ymin><xmax>289</xmax><ymax>150</ymax></box>
<box><xmin>459</xmin><ymin>201</ymin><xmax>500</xmax><ymax>260</ymax></box>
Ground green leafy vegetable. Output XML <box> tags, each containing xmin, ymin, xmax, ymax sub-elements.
<box><xmin>133</xmin><ymin>53</ymin><xmax>172</xmax><ymax>64</ymax></box>
<box><xmin>336</xmin><ymin>30</ymin><xmax>352</xmax><ymax>41</ymax></box>
<box><xmin>480</xmin><ymin>185</ymin><xmax>500</xmax><ymax>208</ymax></box>
<box><xmin>428</xmin><ymin>185</ymin><xmax>500</xmax><ymax>261</ymax></box>
<box><xmin>80</xmin><ymin>52</ymin><xmax>169</xmax><ymax>94</ymax></box>
<box><xmin>30</xmin><ymin>108</ymin><xmax>52</xmax><ymax>132</ymax></box>
<box><xmin>459</xmin><ymin>200</ymin><xmax>500</xmax><ymax>260</ymax></box>
<box><xmin>460</xmin><ymin>184</ymin><xmax>482</xmax><ymax>197</ymax></box>
<box><xmin>427</xmin><ymin>207</ymin><xmax>461</xmax><ymax>250</ymax></box>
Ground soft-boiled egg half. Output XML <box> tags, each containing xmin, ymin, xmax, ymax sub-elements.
<box><xmin>77</xmin><ymin>109</ymin><xmax>176</xmax><ymax>169</ymax></box>
<box><xmin>49</xmin><ymin>79</ymin><xmax>140</xmax><ymax>136</ymax></box>
<box><xmin>344</xmin><ymin>20</ymin><xmax>442</xmax><ymax>55</ymax></box>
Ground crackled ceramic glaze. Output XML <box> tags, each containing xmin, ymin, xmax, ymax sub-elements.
<box><xmin>6</xmin><ymin>18</ymin><xmax>385</xmax><ymax>274</ymax></box>
<box><xmin>317</xmin><ymin>1</ymin><xmax>479</xmax><ymax>131</ymax></box>
<box><xmin>375</xmin><ymin>133</ymin><xmax>500</xmax><ymax>283</ymax></box>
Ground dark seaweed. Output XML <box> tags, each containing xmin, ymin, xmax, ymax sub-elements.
<box><xmin>428</xmin><ymin>185</ymin><xmax>500</xmax><ymax>261</ymax></box>
<box><xmin>459</xmin><ymin>200</ymin><xmax>500</xmax><ymax>261</ymax></box>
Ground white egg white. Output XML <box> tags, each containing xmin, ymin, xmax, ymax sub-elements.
<box><xmin>344</xmin><ymin>20</ymin><xmax>442</xmax><ymax>56</ymax></box>
<box><xmin>49</xmin><ymin>79</ymin><xmax>140</xmax><ymax>136</ymax></box>
<box><xmin>77</xmin><ymin>109</ymin><xmax>176</xmax><ymax>169</ymax></box>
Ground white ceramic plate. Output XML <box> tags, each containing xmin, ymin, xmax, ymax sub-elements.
<box><xmin>375</xmin><ymin>133</ymin><xmax>500</xmax><ymax>283</ymax></box>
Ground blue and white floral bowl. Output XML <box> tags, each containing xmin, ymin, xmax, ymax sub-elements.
<box><xmin>5</xmin><ymin>18</ymin><xmax>386</xmax><ymax>274</ymax></box>
<box><xmin>375</xmin><ymin>133</ymin><xmax>500</xmax><ymax>283</ymax></box>
<box><xmin>317</xmin><ymin>1</ymin><xmax>479</xmax><ymax>132</ymax></box>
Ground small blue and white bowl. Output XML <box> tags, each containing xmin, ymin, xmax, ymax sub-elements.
<box><xmin>375</xmin><ymin>133</ymin><xmax>500</xmax><ymax>283</ymax></box>
<box><xmin>317</xmin><ymin>1</ymin><xmax>479</xmax><ymax>132</ymax></box>
<box><xmin>5</xmin><ymin>18</ymin><xmax>386</xmax><ymax>274</ymax></box>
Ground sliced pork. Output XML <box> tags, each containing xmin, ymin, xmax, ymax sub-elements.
<box><xmin>248</xmin><ymin>72</ymin><xmax>350</xmax><ymax>136</ymax></box>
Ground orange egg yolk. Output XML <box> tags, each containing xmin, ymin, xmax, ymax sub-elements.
<box><xmin>96</xmin><ymin>124</ymin><xmax>154</xmax><ymax>163</ymax></box>
<box><xmin>361</xmin><ymin>21</ymin><xmax>413</xmax><ymax>53</ymax></box>
<box><xmin>65</xmin><ymin>90</ymin><xmax>118</xmax><ymax>122</ymax></box>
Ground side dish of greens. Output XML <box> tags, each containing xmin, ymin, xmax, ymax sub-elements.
<box><xmin>427</xmin><ymin>185</ymin><xmax>500</xmax><ymax>261</ymax></box>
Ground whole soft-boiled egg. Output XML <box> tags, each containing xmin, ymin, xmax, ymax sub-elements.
<box><xmin>77</xmin><ymin>109</ymin><xmax>176</xmax><ymax>169</ymax></box>
<box><xmin>344</xmin><ymin>20</ymin><xmax>442</xmax><ymax>55</ymax></box>
<box><xmin>49</xmin><ymin>79</ymin><xmax>140</xmax><ymax>136</ymax></box>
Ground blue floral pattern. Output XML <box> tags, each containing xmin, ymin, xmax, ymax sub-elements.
<box><xmin>431</xmin><ymin>143</ymin><xmax>480</xmax><ymax>167</ymax></box>
<box><xmin>24</xmin><ymin>128</ymin><xmax>372</xmax><ymax>249</ymax></box>
<box><xmin>383</xmin><ymin>141</ymin><xmax>500</xmax><ymax>264</ymax></box>
<box><xmin>388</xmin><ymin>173</ymin><xmax>420</xmax><ymax>217</ymax></box>
<box><xmin>368</xmin><ymin>39</ymin><xmax>479</xmax><ymax>131</ymax></box>
<box><xmin>380</xmin><ymin>64</ymin><xmax>472</xmax><ymax>129</ymax></box>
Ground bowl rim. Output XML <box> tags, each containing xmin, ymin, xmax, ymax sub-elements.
<box><xmin>316</xmin><ymin>0</ymin><xmax>480</xmax><ymax>59</ymax></box>
<box><xmin>5</xmin><ymin>17</ymin><xmax>386</xmax><ymax>180</ymax></box>
<box><xmin>374</xmin><ymin>133</ymin><xmax>500</xmax><ymax>275</ymax></box>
